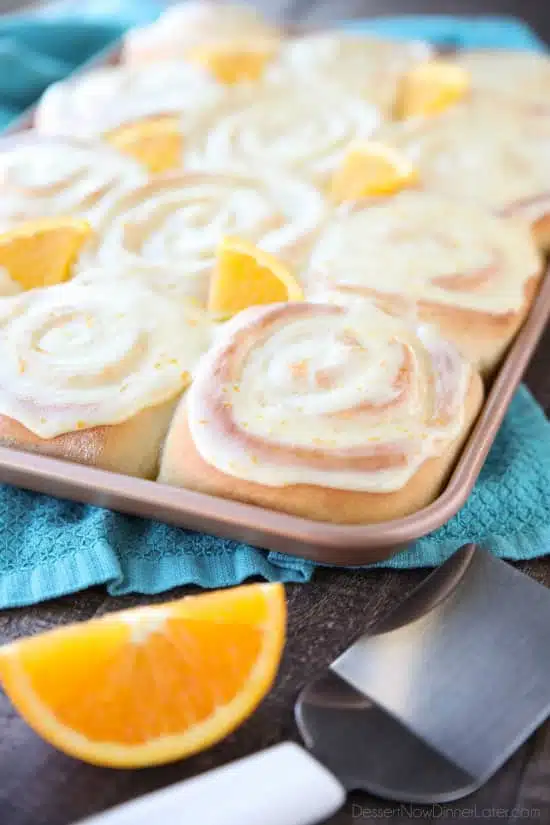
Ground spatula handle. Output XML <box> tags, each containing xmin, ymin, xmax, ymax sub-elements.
<box><xmin>77</xmin><ymin>743</ymin><xmax>346</xmax><ymax>825</ymax></box>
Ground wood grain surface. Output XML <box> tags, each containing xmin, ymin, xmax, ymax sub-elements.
<box><xmin>2</xmin><ymin>2</ymin><xmax>550</xmax><ymax>824</ymax></box>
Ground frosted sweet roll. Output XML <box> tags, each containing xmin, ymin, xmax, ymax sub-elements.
<box><xmin>159</xmin><ymin>300</ymin><xmax>483</xmax><ymax>523</ymax></box>
<box><xmin>0</xmin><ymin>135</ymin><xmax>146</xmax><ymax>228</ymax></box>
<box><xmin>304</xmin><ymin>191</ymin><xmax>542</xmax><ymax>373</ymax></box>
<box><xmin>379</xmin><ymin>103</ymin><xmax>550</xmax><ymax>249</ymax></box>
<box><xmin>270</xmin><ymin>32</ymin><xmax>432</xmax><ymax>113</ymax></box>
<box><xmin>81</xmin><ymin>170</ymin><xmax>325</xmax><ymax>302</ymax></box>
<box><xmin>185</xmin><ymin>82</ymin><xmax>381</xmax><ymax>186</ymax></box>
<box><xmin>35</xmin><ymin>62</ymin><xmax>225</xmax><ymax>141</ymax></box>
<box><xmin>0</xmin><ymin>281</ymin><xmax>211</xmax><ymax>477</ymax></box>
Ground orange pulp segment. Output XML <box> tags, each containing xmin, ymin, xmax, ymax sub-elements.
<box><xmin>0</xmin><ymin>583</ymin><xmax>286</xmax><ymax>768</ymax></box>
<box><xmin>106</xmin><ymin>114</ymin><xmax>183</xmax><ymax>174</ymax></box>
<box><xmin>209</xmin><ymin>236</ymin><xmax>304</xmax><ymax>318</ymax></box>
<box><xmin>330</xmin><ymin>141</ymin><xmax>419</xmax><ymax>203</ymax></box>
<box><xmin>396</xmin><ymin>60</ymin><xmax>470</xmax><ymax>118</ymax></box>
<box><xmin>0</xmin><ymin>217</ymin><xmax>93</xmax><ymax>291</ymax></box>
<box><xmin>185</xmin><ymin>39</ymin><xmax>276</xmax><ymax>84</ymax></box>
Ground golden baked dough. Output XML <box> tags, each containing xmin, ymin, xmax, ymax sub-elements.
<box><xmin>378</xmin><ymin>101</ymin><xmax>550</xmax><ymax>249</ymax></box>
<box><xmin>0</xmin><ymin>280</ymin><xmax>212</xmax><ymax>478</ymax></box>
<box><xmin>0</xmin><ymin>399</ymin><xmax>178</xmax><ymax>480</ymax></box>
<box><xmin>303</xmin><ymin>190</ymin><xmax>542</xmax><ymax>374</ymax></box>
<box><xmin>159</xmin><ymin>300</ymin><xmax>483</xmax><ymax>523</ymax></box>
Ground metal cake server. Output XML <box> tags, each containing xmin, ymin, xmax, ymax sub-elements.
<box><xmin>76</xmin><ymin>545</ymin><xmax>550</xmax><ymax>825</ymax></box>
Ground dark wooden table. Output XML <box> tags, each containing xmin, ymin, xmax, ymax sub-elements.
<box><xmin>2</xmin><ymin>2</ymin><xmax>550</xmax><ymax>823</ymax></box>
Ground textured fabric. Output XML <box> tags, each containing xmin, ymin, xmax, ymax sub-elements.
<box><xmin>0</xmin><ymin>9</ymin><xmax>549</xmax><ymax>606</ymax></box>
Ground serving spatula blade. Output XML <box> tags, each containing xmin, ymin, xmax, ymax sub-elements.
<box><xmin>297</xmin><ymin>544</ymin><xmax>550</xmax><ymax>803</ymax></box>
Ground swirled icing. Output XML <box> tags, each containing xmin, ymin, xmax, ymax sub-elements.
<box><xmin>0</xmin><ymin>280</ymin><xmax>212</xmax><ymax>438</ymax></box>
<box><xmin>0</xmin><ymin>136</ymin><xmax>146</xmax><ymax>228</ymax></box>
<box><xmin>80</xmin><ymin>171</ymin><xmax>325</xmax><ymax>301</ymax></box>
<box><xmin>187</xmin><ymin>300</ymin><xmax>471</xmax><ymax>492</ymax></box>
<box><xmin>303</xmin><ymin>191</ymin><xmax>541</xmax><ymax>315</ymax></box>
<box><xmin>269</xmin><ymin>32</ymin><xmax>432</xmax><ymax>111</ymax></box>
<box><xmin>35</xmin><ymin>61</ymin><xmax>226</xmax><ymax>139</ymax></box>
<box><xmin>185</xmin><ymin>82</ymin><xmax>382</xmax><ymax>183</ymax></box>
<box><xmin>379</xmin><ymin>103</ymin><xmax>550</xmax><ymax>220</ymax></box>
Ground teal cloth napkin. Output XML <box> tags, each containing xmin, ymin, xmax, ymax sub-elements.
<box><xmin>0</xmin><ymin>7</ymin><xmax>549</xmax><ymax>608</ymax></box>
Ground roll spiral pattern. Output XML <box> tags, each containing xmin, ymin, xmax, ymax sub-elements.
<box><xmin>0</xmin><ymin>136</ymin><xmax>146</xmax><ymax>228</ymax></box>
<box><xmin>380</xmin><ymin>103</ymin><xmax>550</xmax><ymax>222</ymax></box>
<box><xmin>0</xmin><ymin>281</ymin><xmax>211</xmax><ymax>438</ymax></box>
<box><xmin>185</xmin><ymin>83</ymin><xmax>381</xmax><ymax>184</ymax></box>
<box><xmin>35</xmin><ymin>62</ymin><xmax>225</xmax><ymax>139</ymax></box>
<box><xmin>82</xmin><ymin>171</ymin><xmax>325</xmax><ymax>301</ymax></box>
<box><xmin>270</xmin><ymin>33</ymin><xmax>432</xmax><ymax>112</ymax></box>
<box><xmin>304</xmin><ymin>191</ymin><xmax>541</xmax><ymax>315</ymax></box>
<box><xmin>187</xmin><ymin>300</ymin><xmax>472</xmax><ymax>493</ymax></box>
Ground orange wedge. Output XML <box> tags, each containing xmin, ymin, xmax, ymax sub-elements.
<box><xmin>0</xmin><ymin>583</ymin><xmax>286</xmax><ymax>768</ymax></box>
<box><xmin>0</xmin><ymin>217</ymin><xmax>92</xmax><ymax>291</ymax></box>
<box><xmin>185</xmin><ymin>39</ymin><xmax>276</xmax><ymax>84</ymax></box>
<box><xmin>330</xmin><ymin>141</ymin><xmax>419</xmax><ymax>203</ymax></box>
<box><xmin>209</xmin><ymin>236</ymin><xmax>304</xmax><ymax>318</ymax></box>
<box><xmin>396</xmin><ymin>60</ymin><xmax>470</xmax><ymax>118</ymax></box>
<box><xmin>106</xmin><ymin>114</ymin><xmax>183</xmax><ymax>174</ymax></box>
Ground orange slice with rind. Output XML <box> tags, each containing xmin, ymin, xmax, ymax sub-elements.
<box><xmin>106</xmin><ymin>114</ymin><xmax>183</xmax><ymax>174</ymax></box>
<box><xmin>396</xmin><ymin>60</ymin><xmax>470</xmax><ymax>118</ymax></box>
<box><xmin>209</xmin><ymin>236</ymin><xmax>304</xmax><ymax>318</ymax></box>
<box><xmin>185</xmin><ymin>39</ymin><xmax>277</xmax><ymax>84</ymax></box>
<box><xmin>330</xmin><ymin>141</ymin><xmax>419</xmax><ymax>203</ymax></box>
<box><xmin>0</xmin><ymin>583</ymin><xmax>286</xmax><ymax>768</ymax></box>
<box><xmin>0</xmin><ymin>217</ymin><xmax>93</xmax><ymax>291</ymax></box>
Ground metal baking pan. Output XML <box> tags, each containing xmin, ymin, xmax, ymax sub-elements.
<box><xmin>1</xmin><ymin>38</ymin><xmax>549</xmax><ymax>567</ymax></box>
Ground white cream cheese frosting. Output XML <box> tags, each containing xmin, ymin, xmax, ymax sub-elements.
<box><xmin>187</xmin><ymin>300</ymin><xmax>471</xmax><ymax>492</ymax></box>
<box><xmin>0</xmin><ymin>135</ymin><xmax>147</xmax><ymax>228</ymax></box>
<box><xmin>80</xmin><ymin>170</ymin><xmax>326</xmax><ymax>302</ymax></box>
<box><xmin>0</xmin><ymin>280</ymin><xmax>212</xmax><ymax>438</ymax></box>
<box><xmin>185</xmin><ymin>81</ymin><xmax>382</xmax><ymax>184</ymax></box>
<box><xmin>303</xmin><ymin>190</ymin><xmax>541</xmax><ymax>315</ymax></box>
<box><xmin>379</xmin><ymin>103</ymin><xmax>550</xmax><ymax>220</ymax></box>
<box><xmin>269</xmin><ymin>32</ymin><xmax>432</xmax><ymax>112</ymax></box>
<box><xmin>35</xmin><ymin>61</ymin><xmax>227</xmax><ymax>139</ymax></box>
